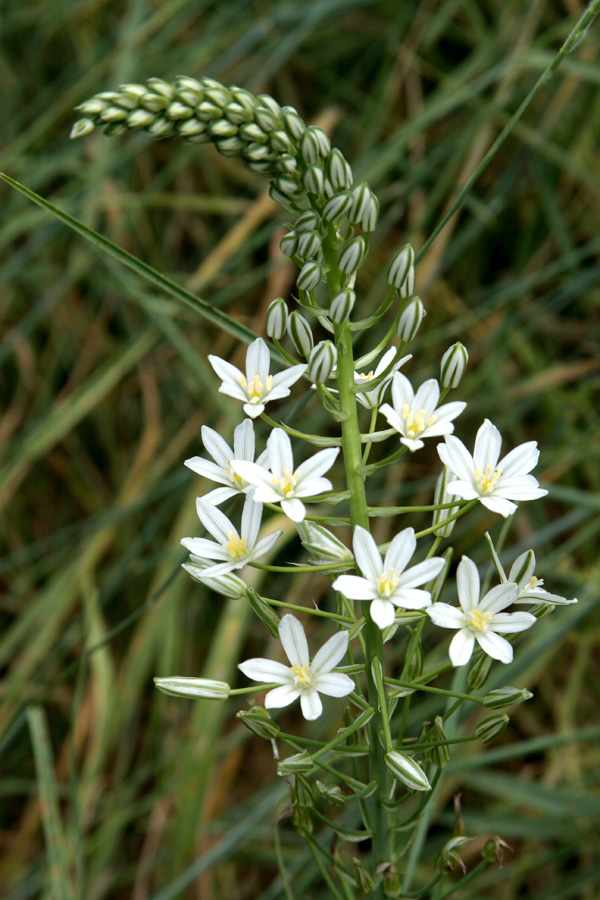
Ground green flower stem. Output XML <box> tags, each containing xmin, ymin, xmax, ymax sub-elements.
<box><xmin>361</xmin><ymin>408</ymin><xmax>379</xmax><ymax>466</ymax></box>
<box><xmin>325</xmin><ymin>236</ymin><xmax>392</xmax><ymax>884</ymax></box>
<box><xmin>300</xmin><ymin>829</ymin><xmax>349</xmax><ymax>900</ymax></box>
<box><xmin>279</xmin><ymin>734</ymin><xmax>368</xmax><ymax>790</ymax></box>
<box><xmin>273</xmin><ymin>822</ymin><xmax>295</xmax><ymax>900</ymax></box>
<box><xmin>416</xmin><ymin>662</ymin><xmax>454</xmax><ymax>683</ymax></box>
<box><xmin>273</xmin><ymin>338</ymin><xmax>301</xmax><ymax>367</ymax></box>
<box><xmin>229</xmin><ymin>683</ymin><xmax>280</xmax><ymax>695</ymax></box>
<box><xmin>404</xmin><ymin>734</ymin><xmax>478</xmax><ymax>752</ymax></box>
<box><xmin>372</xmin><ymin>658</ymin><xmax>394</xmax><ymax>751</ymax></box>
<box><xmin>262</xmin><ymin>597</ymin><xmax>356</xmax><ymax>623</ymax></box>
<box><xmin>311</xmin><ymin>706</ymin><xmax>375</xmax><ymax>762</ymax></box>
<box><xmin>385</xmin><ymin>678</ymin><xmax>484</xmax><ymax>704</ymax></box>
<box><xmin>415</xmin><ymin>499</ymin><xmax>478</xmax><ymax>539</ymax></box>
<box><xmin>251</xmin><ymin>561</ymin><xmax>349</xmax><ymax>574</ymax></box>
<box><xmin>259</xmin><ymin>413</ymin><xmax>342</xmax><ymax>447</ymax></box>
<box><xmin>359</xmin><ymin>444</ymin><xmax>407</xmax><ymax>475</ymax></box>
<box><xmin>432</xmin><ymin>860</ymin><xmax>488</xmax><ymax>900</ymax></box>
<box><xmin>369</xmin><ymin>500</ymin><xmax>465</xmax><ymax>515</ymax></box>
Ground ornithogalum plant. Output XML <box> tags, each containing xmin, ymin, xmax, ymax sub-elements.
<box><xmin>72</xmin><ymin>76</ymin><xmax>578</xmax><ymax>899</ymax></box>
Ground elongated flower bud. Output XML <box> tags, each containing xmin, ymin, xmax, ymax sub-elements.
<box><xmin>297</xmin><ymin>261</ymin><xmax>323</xmax><ymax>292</ymax></box>
<box><xmin>316</xmin><ymin>780</ymin><xmax>345</xmax><ymax>806</ymax></box>
<box><xmin>265</xmin><ymin>296</ymin><xmax>289</xmax><ymax>340</ymax></box>
<box><xmin>277</xmin><ymin>751</ymin><xmax>313</xmax><ymax>776</ymax></box>
<box><xmin>440</xmin><ymin>342</ymin><xmax>469</xmax><ymax>388</ymax></box>
<box><xmin>388</xmin><ymin>243</ymin><xmax>415</xmax><ymax>294</ymax></box>
<box><xmin>296</xmin><ymin>230</ymin><xmax>322</xmax><ymax>261</ymax></box>
<box><xmin>360</xmin><ymin>193</ymin><xmax>379</xmax><ymax>232</ymax></box>
<box><xmin>397</xmin><ymin>296</ymin><xmax>425</xmax><ymax>342</ymax></box>
<box><xmin>329</xmin><ymin>288</ymin><xmax>356</xmax><ymax>323</ymax></box>
<box><xmin>349</xmin><ymin>183</ymin><xmax>372</xmax><ymax>223</ymax></box>
<box><xmin>279</xmin><ymin>231</ymin><xmax>299</xmax><ymax>258</ymax></box>
<box><xmin>433</xmin><ymin>468</ymin><xmax>461</xmax><ymax>538</ymax></box>
<box><xmin>288</xmin><ymin>311</ymin><xmax>314</xmax><ymax>356</ymax></box>
<box><xmin>307</xmin><ymin>341</ymin><xmax>337</xmax><ymax>383</ymax></box>
<box><xmin>385</xmin><ymin>751</ymin><xmax>431</xmax><ymax>791</ymax></box>
<box><xmin>476</xmin><ymin>713</ymin><xmax>510</xmax><ymax>743</ymax></box>
<box><xmin>236</xmin><ymin>707</ymin><xmax>281</xmax><ymax>740</ymax></box>
<box><xmin>154</xmin><ymin>677</ymin><xmax>230</xmax><ymax>700</ymax></box>
<box><xmin>322</xmin><ymin>191</ymin><xmax>353</xmax><ymax>222</ymax></box>
<box><xmin>246</xmin><ymin>587</ymin><xmax>281</xmax><ymax>638</ymax></box>
<box><xmin>296</xmin><ymin>521</ymin><xmax>354</xmax><ymax>565</ymax></box>
<box><xmin>295</xmin><ymin>211</ymin><xmax>321</xmax><ymax>232</ymax></box>
<box><xmin>467</xmin><ymin>653</ymin><xmax>493</xmax><ymax>690</ymax></box>
<box><xmin>339</xmin><ymin>236</ymin><xmax>366</xmax><ymax>274</ymax></box>
<box><xmin>483</xmin><ymin>686</ymin><xmax>534</xmax><ymax>709</ymax></box>
<box><xmin>327</xmin><ymin>148</ymin><xmax>353</xmax><ymax>190</ymax></box>
<box><xmin>303</xmin><ymin>165</ymin><xmax>325</xmax><ymax>196</ymax></box>
<box><xmin>300</xmin><ymin>128</ymin><xmax>324</xmax><ymax>164</ymax></box>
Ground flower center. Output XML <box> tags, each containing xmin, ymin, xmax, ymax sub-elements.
<box><xmin>290</xmin><ymin>663</ymin><xmax>311</xmax><ymax>686</ymax></box>
<box><xmin>474</xmin><ymin>465</ymin><xmax>503</xmax><ymax>493</ymax></box>
<box><xmin>358</xmin><ymin>369</ymin><xmax>375</xmax><ymax>383</ymax></box>
<box><xmin>402</xmin><ymin>404</ymin><xmax>438</xmax><ymax>438</ymax></box>
<box><xmin>225</xmin><ymin>462</ymin><xmax>244</xmax><ymax>487</ymax></box>
<box><xmin>375</xmin><ymin>568</ymin><xmax>399</xmax><ymax>597</ymax></box>
<box><xmin>528</xmin><ymin>575</ymin><xmax>543</xmax><ymax>590</ymax></box>
<box><xmin>239</xmin><ymin>373</ymin><xmax>273</xmax><ymax>404</ymax></box>
<box><xmin>273</xmin><ymin>469</ymin><xmax>298</xmax><ymax>497</ymax></box>
<box><xmin>224</xmin><ymin>530</ymin><xmax>247</xmax><ymax>559</ymax></box>
<box><xmin>468</xmin><ymin>608</ymin><xmax>493</xmax><ymax>631</ymax></box>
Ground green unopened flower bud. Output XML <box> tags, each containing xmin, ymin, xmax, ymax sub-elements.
<box><xmin>297</xmin><ymin>521</ymin><xmax>354</xmax><ymax>566</ymax></box>
<box><xmin>316</xmin><ymin>780</ymin><xmax>345</xmax><ymax>806</ymax></box>
<box><xmin>277</xmin><ymin>751</ymin><xmax>313</xmax><ymax>776</ymax></box>
<box><xmin>70</xmin><ymin>118</ymin><xmax>96</xmax><ymax>139</ymax></box>
<box><xmin>244</xmin><ymin>141</ymin><xmax>276</xmax><ymax>162</ymax></box>
<box><xmin>296</xmin><ymin>230</ymin><xmax>322</xmax><ymax>261</ymax></box>
<box><xmin>215</xmin><ymin>135</ymin><xmax>246</xmax><ymax>155</ymax></box>
<box><xmin>339</xmin><ymin>236</ymin><xmax>366</xmax><ymax>274</ymax></box>
<box><xmin>279</xmin><ymin>231</ymin><xmax>298</xmax><ymax>258</ymax></box>
<box><xmin>307</xmin><ymin>341</ymin><xmax>337</xmax><ymax>383</ymax></box>
<box><xmin>323</xmin><ymin>191</ymin><xmax>353</xmax><ymax>222</ymax></box>
<box><xmin>146</xmin><ymin>77</ymin><xmax>175</xmax><ymax>100</ymax></box>
<box><xmin>175</xmin><ymin>76</ymin><xmax>203</xmax><ymax>103</ymax></box>
<box><xmin>388</xmin><ymin>243</ymin><xmax>415</xmax><ymax>294</ymax></box>
<box><xmin>440</xmin><ymin>342</ymin><xmax>469</xmax><ymax>388</ymax></box>
<box><xmin>296</xmin><ymin>262</ymin><xmax>323</xmax><ymax>293</ymax></box>
<box><xmin>239</xmin><ymin>121</ymin><xmax>266</xmax><ymax>142</ymax></box>
<box><xmin>100</xmin><ymin>106</ymin><xmax>128</xmax><ymax>123</ymax></box>
<box><xmin>127</xmin><ymin>109</ymin><xmax>156</xmax><ymax>129</ymax></box>
<box><xmin>361</xmin><ymin>194</ymin><xmax>379</xmax><ymax>232</ymax></box>
<box><xmin>154</xmin><ymin>676</ymin><xmax>230</xmax><ymax>700</ymax></box>
<box><xmin>224</xmin><ymin>101</ymin><xmax>253</xmax><ymax>124</ymax></box>
<box><xmin>270</xmin><ymin>129</ymin><xmax>294</xmax><ymax>153</ymax></box>
<box><xmin>265</xmin><ymin>296</ymin><xmax>289</xmax><ymax>340</ymax></box>
<box><xmin>167</xmin><ymin>101</ymin><xmax>195</xmax><ymax>121</ymax></box>
<box><xmin>196</xmin><ymin>100</ymin><xmax>222</xmax><ymax>121</ymax></box>
<box><xmin>140</xmin><ymin>93</ymin><xmax>168</xmax><ymax>114</ymax></box>
<box><xmin>273</xmin><ymin>174</ymin><xmax>300</xmax><ymax>197</ymax></box>
<box><xmin>430</xmin><ymin>716</ymin><xmax>450</xmax><ymax>768</ymax></box>
<box><xmin>433</xmin><ymin>469</ymin><xmax>461</xmax><ymax>538</ymax></box>
<box><xmin>349</xmin><ymin>183</ymin><xmax>372</xmax><ymax>223</ymax></box>
<box><xmin>292</xmin><ymin>773</ymin><xmax>314</xmax><ymax>807</ymax></box>
<box><xmin>182</xmin><ymin>563</ymin><xmax>247</xmax><ymax>599</ymax></box>
<box><xmin>483</xmin><ymin>686</ymin><xmax>534</xmax><ymax>709</ymax></box>
<box><xmin>288</xmin><ymin>311</ymin><xmax>314</xmax><ymax>357</ymax></box>
<box><xmin>208</xmin><ymin>117</ymin><xmax>238</xmax><ymax>137</ymax></box>
<box><xmin>385</xmin><ymin>751</ymin><xmax>431</xmax><ymax>791</ymax></box>
<box><xmin>146</xmin><ymin>116</ymin><xmax>175</xmax><ymax>137</ymax></box>
<box><xmin>295</xmin><ymin>211</ymin><xmax>321</xmax><ymax>232</ymax></box>
<box><xmin>467</xmin><ymin>653</ymin><xmax>493</xmax><ymax>689</ymax></box>
<box><xmin>405</xmin><ymin>642</ymin><xmax>423</xmax><ymax>681</ymax></box>
<box><xmin>74</xmin><ymin>98</ymin><xmax>107</xmax><ymax>116</ymax></box>
<box><xmin>329</xmin><ymin>288</ymin><xmax>356</xmax><ymax>323</ymax></box>
<box><xmin>397</xmin><ymin>296</ymin><xmax>425</xmax><ymax>342</ymax></box>
<box><xmin>254</xmin><ymin>106</ymin><xmax>277</xmax><ymax>133</ymax></box>
<box><xmin>236</xmin><ymin>706</ymin><xmax>281</xmax><ymax>740</ymax></box>
<box><xmin>291</xmin><ymin>803</ymin><xmax>313</xmax><ymax>832</ymax></box>
<box><xmin>352</xmin><ymin>858</ymin><xmax>375</xmax><ymax>893</ymax></box>
<box><xmin>274</xmin><ymin>153</ymin><xmax>299</xmax><ymax>174</ymax></box>
<box><xmin>381</xmin><ymin>865</ymin><xmax>402</xmax><ymax>898</ymax></box>
<box><xmin>281</xmin><ymin>106</ymin><xmax>306</xmax><ymax>140</ymax></box>
<box><xmin>246</xmin><ymin>586</ymin><xmax>281</xmax><ymax>638</ymax></box>
<box><xmin>430</xmin><ymin>548</ymin><xmax>453</xmax><ymax>604</ymax></box>
<box><xmin>303</xmin><ymin>165</ymin><xmax>325</xmax><ymax>196</ymax></box>
<box><xmin>476</xmin><ymin>713</ymin><xmax>510</xmax><ymax>743</ymax></box>
<box><xmin>327</xmin><ymin>149</ymin><xmax>353</xmax><ymax>190</ymax></box>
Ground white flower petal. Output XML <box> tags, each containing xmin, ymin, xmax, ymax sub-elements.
<box><xmin>384</xmin><ymin>528</ymin><xmax>416</xmax><ymax>574</ymax></box>
<box><xmin>265</xmin><ymin>684</ymin><xmax>300</xmax><ymax>708</ymax></box>
<box><xmin>246</xmin><ymin>337</ymin><xmax>270</xmax><ymax>382</ymax></box>
<box><xmin>456</xmin><ymin>556</ymin><xmax>480</xmax><ymax>613</ymax></box>
<box><xmin>279</xmin><ymin>614</ymin><xmax>309</xmax><ymax>667</ymax></box>
<box><xmin>238</xmin><ymin>658</ymin><xmax>292</xmax><ymax>683</ymax></box>
<box><xmin>396</xmin><ymin>556</ymin><xmax>444</xmax><ymax>589</ymax></box>
<box><xmin>201</xmin><ymin>426</ymin><xmax>232</xmax><ymax>467</ymax></box>
<box><xmin>311</xmin><ymin>630</ymin><xmax>349</xmax><ymax>675</ymax></box>
<box><xmin>242</xmin><ymin>402</ymin><xmax>264</xmax><ymax>418</ymax></box>
<box><xmin>300</xmin><ymin>689</ymin><xmax>323</xmax><ymax>720</ymax></box>
<box><xmin>480</xmin><ymin>495</ymin><xmax>518</xmax><ymax>517</ymax></box>
<box><xmin>391</xmin><ymin>587</ymin><xmax>432</xmax><ymax>609</ymax></box>
<box><xmin>413</xmin><ymin>378</ymin><xmax>439</xmax><ymax>413</ymax></box>
<box><xmin>449</xmin><ymin>629</ymin><xmax>476</xmax><ymax>666</ymax></box>
<box><xmin>281</xmin><ymin>497</ymin><xmax>306</xmax><ymax>522</ymax></box>
<box><xmin>438</xmin><ymin>436</ymin><xmax>476</xmax><ymax>483</ymax></box>
<box><xmin>270</xmin><ymin>363</ymin><xmax>307</xmax><ymax>390</ymax></box>
<box><xmin>267</xmin><ymin>429</ymin><xmax>294</xmax><ymax>477</ymax></box>
<box><xmin>369</xmin><ymin>598</ymin><xmax>396</xmax><ymax>629</ymax></box>
<box><xmin>479</xmin><ymin>583</ymin><xmax>519</xmax><ymax>614</ymax></box>
<box><xmin>401</xmin><ymin>436</ymin><xmax>425</xmax><ymax>452</ymax></box>
<box><xmin>488</xmin><ymin>611</ymin><xmax>536</xmax><ymax>633</ymax></box>
<box><xmin>184</xmin><ymin>457</ymin><xmax>229</xmax><ymax>484</ymax></box>
<box><xmin>208</xmin><ymin>354</ymin><xmax>244</xmax><ymax>389</ymax></box>
<box><xmin>473</xmin><ymin>419</ymin><xmax>502</xmax><ymax>471</ymax></box>
<box><xmin>475</xmin><ymin>630</ymin><xmax>513</xmax><ymax>663</ymax></box>
<box><xmin>445</xmin><ymin>480</ymin><xmax>479</xmax><ymax>501</ymax></box>
<box><xmin>241</xmin><ymin>495</ymin><xmax>262</xmax><ymax>545</ymax></box>
<box><xmin>196</xmin><ymin>499</ymin><xmax>234</xmax><ymax>543</ymax></box>
<box><xmin>295</xmin><ymin>447</ymin><xmax>339</xmax><ymax>482</ymax></box>
<box><xmin>180</xmin><ymin>537</ymin><xmax>228</xmax><ymax>561</ymax></box>
<box><xmin>233</xmin><ymin>418</ymin><xmax>255</xmax><ymax>459</ymax></box>
<box><xmin>508</xmin><ymin>550</ymin><xmax>536</xmax><ymax>586</ymax></box>
<box><xmin>391</xmin><ymin>372</ymin><xmax>414</xmax><ymax>409</ymax></box>
<box><xmin>352</xmin><ymin>527</ymin><xmax>383</xmax><ymax>584</ymax></box>
<box><xmin>427</xmin><ymin>603</ymin><xmax>465</xmax><ymax>629</ymax></box>
<box><xmin>332</xmin><ymin>574</ymin><xmax>377</xmax><ymax>601</ymax></box>
<box><xmin>314</xmin><ymin>672</ymin><xmax>354</xmax><ymax>697</ymax></box>
<box><xmin>231</xmin><ymin>460</ymin><xmax>273</xmax><ymax>492</ymax></box>
<box><xmin>499</xmin><ymin>441</ymin><xmax>539</xmax><ymax>477</ymax></box>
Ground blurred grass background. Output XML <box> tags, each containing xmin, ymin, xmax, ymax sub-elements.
<box><xmin>1</xmin><ymin>0</ymin><xmax>600</xmax><ymax>898</ymax></box>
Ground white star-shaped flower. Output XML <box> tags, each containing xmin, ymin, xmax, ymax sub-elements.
<box><xmin>184</xmin><ymin>420</ymin><xmax>269</xmax><ymax>505</ymax></box>
<box><xmin>379</xmin><ymin>373</ymin><xmax>466</xmax><ymax>452</ymax></box>
<box><xmin>504</xmin><ymin>549</ymin><xmax>576</xmax><ymax>606</ymax></box>
<box><xmin>332</xmin><ymin>526</ymin><xmax>446</xmax><ymax>629</ymax></box>
<box><xmin>438</xmin><ymin>419</ymin><xmax>548</xmax><ymax>517</ymax></box>
<box><xmin>181</xmin><ymin>495</ymin><xmax>281</xmax><ymax>577</ymax></box>
<box><xmin>238</xmin><ymin>614</ymin><xmax>354</xmax><ymax>720</ymax></box>
<box><xmin>209</xmin><ymin>337</ymin><xmax>306</xmax><ymax>419</ymax></box>
<box><xmin>232</xmin><ymin>428</ymin><xmax>338</xmax><ymax>523</ymax></box>
<box><xmin>427</xmin><ymin>556</ymin><xmax>536</xmax><ymax>666</ymax></box>
<box><xmin>353</xmin><ymin>348</ymin><xmax>412</xmax><ymax>409</ymax></box>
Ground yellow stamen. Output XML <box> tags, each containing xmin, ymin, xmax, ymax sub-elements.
<box><xmin>475</xmin><ymin>465</ymin><xmax>503</xmax><ymax>493</ymax></box>
<box><xmin>225</xmin><ymin>462</ymin><xmax>244</xmax><ymax>487</ymax></box>
<box><xmin>273</xmin><ymin>469</ymin><xmax>298</xmax><ymax>497</ymax></box>
<box><xmin>468</xmin><ymin>609</ymin><xmax>492</xmax><ymax>631</ymax></box>
<box><xmin>358</xmin><ymin>369</ymin><xmax>375</xmax><ymax>383</ymax></box>
<box><xmin>528</xmin><ymin>575</ymin><xmax>543</xmax><ymax>589</ymax></box>
<box><xmin>224</xmin><ymin>530</ymin><xmax>247</xmax><ymax>559</ymax></box>
<box><xmin>290</xmin><ymin>663</ymin><xmax>311</xmax><ymax>686</ymax></box>
<box><xmin>375</xmin><ymin>568</ymin><xmax>399</xmax><ymax>597</ymax></box>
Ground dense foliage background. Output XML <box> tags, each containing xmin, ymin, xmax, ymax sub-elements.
<box><xmin>1</xmin><ymin>1</ymin><xmax>599</xmax><ymax>898</ymax></box>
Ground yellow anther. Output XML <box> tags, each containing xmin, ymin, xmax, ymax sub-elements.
<box><xmin>290</xmin><ymin>663</ymin><xmax>311</xmax><ymax>686</ymax></box>
<box><xmin>375</xmin><ymin>569</ymin><xmax>399</xmax><ymax>597</ymax></box>
<box><xmin>274</xmin><ymin>470</ymin><xmax>298</xmax><ymax>497</ymax></box>
<box><xmin>225</xmin><ymin>463</ymin><xmax>243</xmax><ymax>487</ymax></box>
<box><xmin>248</xmin><ymin>374</ymin><xmax>263</xmax><ymax>402</ymax></box>
<box><xmin>476</xmin><ymin>465</ymin><xmax>502</xmax><ymax>493</ymax></box>
<box><xmin>426</xmin><ymin>414</ymin><xmax>438</xmax><ymax>427</ymax></box>
<box><xmin>468</xmin><ymin>608</ymin><xmax>493</xmax><ymax>631</ymax></box>
<box><xmin>225</xmin><ymin>531</ymin><xmax>247</xmax><ymax>559</ymax></box>
<box><xmin>358</xmin><ymin>370</ymin><xmax>375</xmax><ymax>383</ymax></box>
<box><xmin>529</xmin><ymin>575</ymin><xmax>543</xmax><ymax>589</ymax></box>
